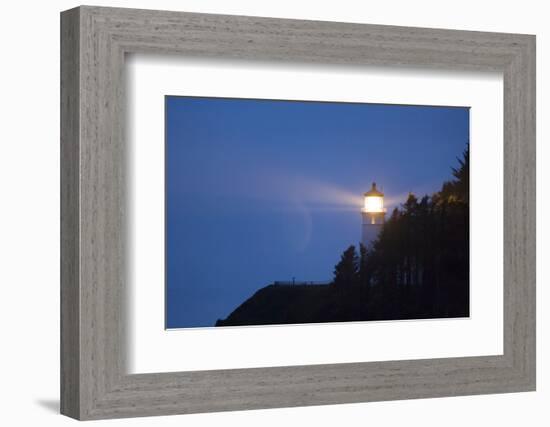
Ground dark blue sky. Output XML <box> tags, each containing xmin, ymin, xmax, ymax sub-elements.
<box><xmin>165</xmin><ymin>96</ymin><xmax>469</xmax><ymax>328</ymax></box>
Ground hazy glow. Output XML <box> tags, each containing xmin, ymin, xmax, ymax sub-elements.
<box><xmin>363</xmin><ymin>195</ymin><xmax>384</xmax><ymax>213</ymax></box>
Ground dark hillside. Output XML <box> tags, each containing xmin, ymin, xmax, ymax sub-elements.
<box><xmin>215</xmin><ymin>280</ymin><xmax>465</xmax><ymax>327</ymax></box>
<box><xmin>215</xmin><ymin>284</ymin><xmax>333</xmax><ymax>327</ymax></box>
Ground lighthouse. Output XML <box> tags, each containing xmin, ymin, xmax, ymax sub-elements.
<box><xmin>361</xmin><ymin>182</ymin><xmax>386</xmax><ymax>249</ymax></box>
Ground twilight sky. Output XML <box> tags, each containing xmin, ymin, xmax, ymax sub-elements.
<box><xmin>165</xmin><ymin>96</ymin><xmax>469</xmax><ymax>328</ymax></box>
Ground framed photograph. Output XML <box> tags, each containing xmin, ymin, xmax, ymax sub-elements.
<box><xmin>60</xmin><ymin>6</ymin><xmax>535</xmax><ymax>420</ymax></box>
<box><xmin>163</xmin><ymin>96</ymin><xmax>470</xmax><ymax>330</ymax></box>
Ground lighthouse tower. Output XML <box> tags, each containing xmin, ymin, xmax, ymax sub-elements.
<box><xmin>361</xmin><ymin>182</ymin><xmax>386</xmax><ymax>249</ymax></box>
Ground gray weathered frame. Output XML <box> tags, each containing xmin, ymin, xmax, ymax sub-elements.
<box><xmin>61</xmin><ymin>5</ymin><xmax>536</xmax><ymax>420</ymax></box>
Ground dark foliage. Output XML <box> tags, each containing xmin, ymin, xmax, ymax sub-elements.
<box><xmin>351</xmin><ymin>144</ymin><xmax>470</xmax><ymax>319</ymax></box>
<box><xmin>333</xmin><ymin>245</ymin><xmax>359</xmax><ymax>287</ymax></box>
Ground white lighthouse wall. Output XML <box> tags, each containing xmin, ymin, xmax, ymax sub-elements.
<box><xmin>362</xmin><ymin>224</ymin><xmax>382</xmax><ymax>249</ymax></box>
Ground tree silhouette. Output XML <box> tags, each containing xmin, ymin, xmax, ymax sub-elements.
<box><xmin>331</xmin><ymin>143</ymin><xmax>470</xmax><ymax>320</ymax></box>
<box><xmin>333</xmin><ymin>245</ymin><xmax>358</xmax><ymax>287</ymax></box>
<box><xmin>358</xmin><ymin>243</ymin><xmax>370</xmax><ymax>288</ymax></box>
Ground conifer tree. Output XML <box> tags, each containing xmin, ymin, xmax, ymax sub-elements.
<box><xmin>333</xmin><ymin>245</ymin><xmax>358</xmax><ymax>287</ymax></box>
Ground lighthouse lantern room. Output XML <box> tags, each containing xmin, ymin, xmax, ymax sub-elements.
<box><xmin>361</xmin><ymin>182</ymin><xmax>386</xmax><ymax>248</ymax></box>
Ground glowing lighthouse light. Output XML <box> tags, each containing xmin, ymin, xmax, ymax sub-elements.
<box><xmin>363</xmin><ymin>192</ymin><xmax>384</xmax><ymax>213</ymax></box>
<box><xmin>361</xmin><ymin>182</ymin><xmax>386</xmax><ymax>248</ymax></box>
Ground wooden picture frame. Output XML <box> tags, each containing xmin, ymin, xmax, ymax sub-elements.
<box><xmin>60</xmin><ymin>5</ymin><xmax>536</xmax><ymax>420</ymax></box>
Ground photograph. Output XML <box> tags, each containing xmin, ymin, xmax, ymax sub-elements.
<box><xmin>52</xmin><ymin>3</ymin><xmax>536</xmax><ymax>421</ymax></box>
<box><xmin>165</xmin><ymin>96</ymin><xmax>470</xmax><ymax>329</ymax></box>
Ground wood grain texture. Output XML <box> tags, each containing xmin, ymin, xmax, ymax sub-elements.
<box><xmin>60</xmin><ymin>5</ymin><xmax>536</xmax><ymax>420</ymax></box>
<box><xmin>60</xmin><ymin>7</ymin><xmax>80</xmax><ymax>419</ymax></box>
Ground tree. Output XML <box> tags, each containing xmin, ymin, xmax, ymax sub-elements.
<box><xmin>451</xmin><ymin>144</ymin><xmax>469</xmax><ymax>202</ymax></box>
<box><xmin>440</xmin><ymin>144</ymin><xmax>469</xmax><ymax>204</ymax></box>
<box><xmin>358</xmin><ymin>243</ymin><xmax>370</xmax><ymax>288</ymax></box>
<box><xmin>326</xmin><ymin>144</ymin><xmax>470</xmax><ymax>320</ymax></box>
<box><xmin>358</xmin><ymin>144</ymin><xmax>469</xmax><ymax>319</ymax></box>
<box><xmin>332</xmin><ymin>245</ymin><xmax>358</xmax><ymax>287</ymax></box>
